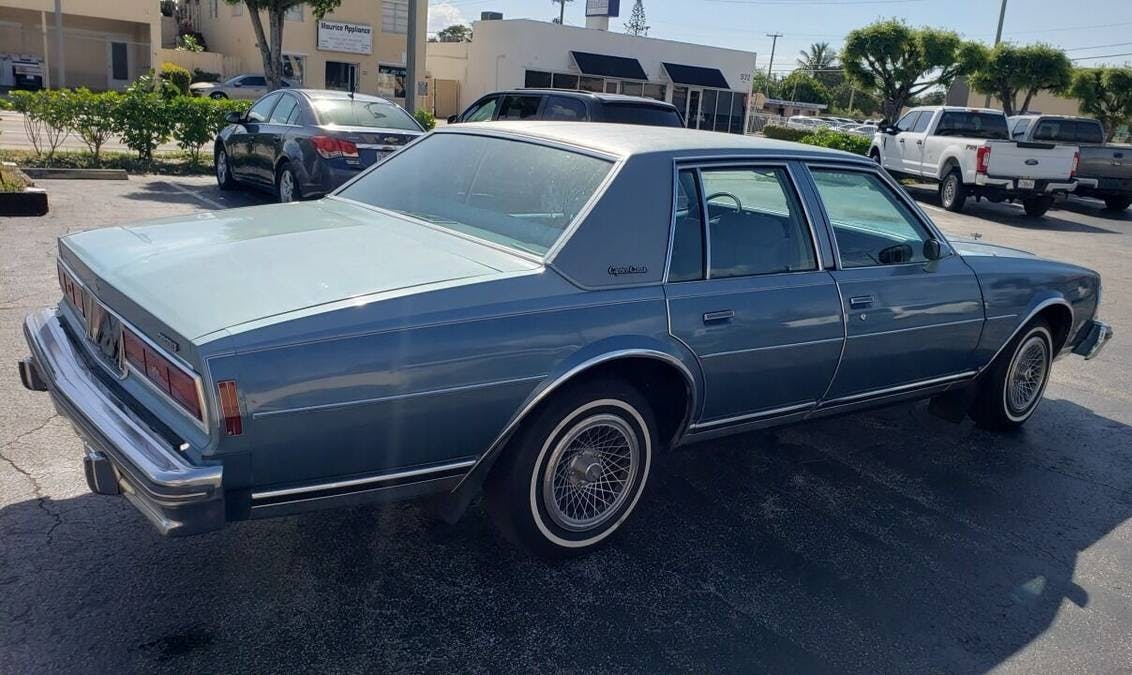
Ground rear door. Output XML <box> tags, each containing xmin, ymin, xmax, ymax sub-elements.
<box><xmin>665</xmin><ymin>164</ymin><xmax>844</xmax><ymax>429</ymax></box>
<box><xmin>804</xmin><ymin>164</ymin><xmax>984</xmax><ymax>401</ymax></box>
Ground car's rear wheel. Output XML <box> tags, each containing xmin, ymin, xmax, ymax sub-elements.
<box><xmin>485</xmin><ymin>378</ymin><xmax>656</xmax><ymax>558</ymax></box>
<box><xmin>969</xmin><ymin>320</ymin><xmax>1053</xmax><ymax>431</ymax></box>
<box><xmin>215</xmin><ymin>146</ymin><xmax>236</xmax><ymax>190</ymax></box>
<box><xmin>1103</xmin><ymin>195</ymin><xmax>1131</xmax><ymax>211</ymax></box>
<box><xmin>276</xmin><ymin>163</ymin><xmax>300</xmax><ymax>203</ymax></box>
<box><xmin>939</xmin><ymin>170</ymin><xmax>967</xmax><ymax>212</ymax></box>
<box><xmin>209</xmin><ymin>91</ymin><xmax>227</xmax><ymax>100</ymax></box>
<box><xmin>1022</xmin><ymin>195</ymin><xmax>1054</xmax><ymax>217</ymax></box>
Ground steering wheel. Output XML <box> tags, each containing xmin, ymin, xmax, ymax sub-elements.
<box><xmin>705</xmin><ymin>192</ymin><xmax>743</xmax><ymax>213</ymax></box>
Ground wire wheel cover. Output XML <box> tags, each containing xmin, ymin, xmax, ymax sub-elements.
<box><xmin>1007</xmin><ymin>335</ymin><xmax>1048</xmax><ymax>414</ymax></box>
<box><xmin>542</xmin><ymin>414</ymin><xmax>639</xmax><ymax>532</ymax></box>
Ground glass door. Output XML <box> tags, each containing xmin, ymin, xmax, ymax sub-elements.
<box><xmin>687</xmin><ymin>89</ymin><xmax>702</xmax><ymax>129</ymax></box>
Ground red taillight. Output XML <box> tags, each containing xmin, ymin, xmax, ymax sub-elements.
<box><xmin>311</xmin><ymin>135</ymin><xmax>358</xmax><ymax>160</ymax></box>
<box><xmin>217</xmin><ymin>380</ymin><xmax>243</xmax><ymax>436</ymax></box>
<box><xmin>1071</xmin><ymin>151</ymin><xmax>1079</xmax><ymax>178</ymax></box>
<box><xmin>976</xmin><ymin>145</ymin><xmax>991</xmax><ymax>174</ymax></box>
<box><xmin>122</xmin><ymin>326</ymin><xmax>203</xmax><ymax>421</ymax></box>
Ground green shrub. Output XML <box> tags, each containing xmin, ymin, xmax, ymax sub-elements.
<box><xmin>128</xmin><ymin>70</ymin><xmax>181</xmax><ymax>100</ymax></box>
<box><xmin>762</xmin><ymin>125</ymin><xmax>810</xmax><ymax>142</ymax></box>
<box><xmin>798</xmin><ymin>127</ymin><xmax>873</xmax><ymax>155</ymax></box>
<box><xmin>10</xmin><ymin>89</ymin><xmax>73</xmax><ymax>159</ymax></box>
<box><xmin>160</xmin><ymin>62</ymin><xmax>192</xmax><ymax>96</ymax></box>
<box><xmin>171</xmin><ymin>97</ymin><xmax>245</xmax><ymax>163</ymax></box>
<box><xmin>114</xmin><ymin>92</ymin><xmax>173</xmax><ymax>160</ymax></box>
<box><xmin>69</xmin><ymin>89</ymin><xmax>120</xmax><ymax>162</ymax></box>
<box><xmin>413</xmin><ymin>109</ymin><xmax>436</xmax><ymax>131</ymax></box>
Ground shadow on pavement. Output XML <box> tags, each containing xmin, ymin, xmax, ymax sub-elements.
<box><xmin>2</xmin><ymin>398</ymin><xmax>1130</xmax><ymax>672</ymax></box>
<box><xmin>119</xmin><ymin>180</ymin><xmax>270</xmax><ymax>210</ymax></box>
<box><xmin>904</xmin><ymin>185</ymin><xmax>1122</xmax><ymax>234</ymax></box>
<box><xmin>1056</xmin><ymin>198</ymin><xmax>1132</xmax><ymax>223</ymax></box>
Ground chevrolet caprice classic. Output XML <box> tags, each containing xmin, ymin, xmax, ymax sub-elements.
<box><xmin>18</xmin><ymin>123</ymin><xmax>1112</xmax><ymax>557</ymax></box>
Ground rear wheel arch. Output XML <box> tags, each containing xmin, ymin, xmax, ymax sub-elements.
<box><xmin>938</xmin><ymin>156</ymin><xmax>961</xmax><ymax>182</ymax></box>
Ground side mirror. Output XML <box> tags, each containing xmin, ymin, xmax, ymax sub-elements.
<box><xmin>883</xmin><ymin>125</ymin><xmax>899</xmax><ymax>135</ymax></box>
<box><xmin>446</xmin><ymin>115</ymin><xmax>458</xmax><ymax>124</ymax></box>
<box><xmin>225</xmin><ymin>111</ymin><xmax>243</xmax><ymax>125</ymax></box>
<box><xmin>923</xmin><ymin>238</ymin><xmax>944</xmax><ymax>260</ymax></box>
<box><xmin>232</xmin><ymin>81</ymin><xmax>242</xmax><ymax>87</ymax></box>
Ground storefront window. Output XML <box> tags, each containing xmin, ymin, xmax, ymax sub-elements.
<box><xmin>282</xmin><ymin>55</ymin><xmax>305</xmax><ymax>86</ymax></box>
<box><xmin>701</xmin><ymin>89</ymin><xmax>717</xmax><ymax>129</ymax></box>
<box><xmin>643</xmin><ymin>83</ymin><xmax>666</xmax><ymax>101</ymax></box>
<box><xmin>730</xmin><ymin>93</ymin><xmax>746</xmax><ymax>134</ymax></box>
<box><xmin>382</xmin><ymin>0</ymin><xmax>408</xmax><ymax>34</ymax></box>
<box><xmin>605</xmin><ymin>80</ymin><xmax>619</xmax><ymax>93</ymax></box>
<box><xmin>378</xmin><ymin>64</ymin><xmax>406</xmax><ymax>98</ymax></box>
<box><xmin>551</xmin><ymin>73</ymin><xmax>579</xmax><ymax>89</ymax></box>
<box><xmin>579</xmin><ymin>75</ymin><xmax>604</xmax><ymax>92</ymax></box>
<box><xmin>621</xmin><ymin>81</ymin><xmax>643</xmax><ymax>96</ymax></box>
<box><xmin>525</xmin><ymin>70</ymin><xmax>552</xmax><ymax>88</ymax></box>
<box><xmin>714</xmin><ymin>91</ymin><xmax>733</xmax><ymax>131</ymax></box>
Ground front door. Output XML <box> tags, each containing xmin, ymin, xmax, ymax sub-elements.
<box><xmin>805</xmin><ymin>166</ymin><xmax>984</xmax><ymax>400</ymax></box>
<box><xmin>665</xmin><ymin>165</ymin><xmax>844</xmax><ymax>427</ymax></box>
<box><xmin>229</xmin><ymin>92</ymin><xmax>280</xmax><ymax>183</ymax></box>
<box><xmin>686</xmin><ymin>89</ymin><xmax>703</xmax><ymax>129</ymax></box>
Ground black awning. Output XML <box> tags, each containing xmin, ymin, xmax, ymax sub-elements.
<box><xmin>662</xmin><ymin>63</ymin><xmax>731</xmax><ymax>89</ymax></box>
<box><xmin>570</xmin><ymin>51</ymin><xmax>648</xmax><ymax>80</ymax></box>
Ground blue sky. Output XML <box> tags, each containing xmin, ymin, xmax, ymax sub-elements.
<box><xmin>427</xmin><ymin>0</ymin><xmax>1132</xmax><ymax>73</ymax></box>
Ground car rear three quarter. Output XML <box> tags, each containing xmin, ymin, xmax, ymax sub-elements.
<box><xmin>18</xmin><ymin>122</ymin><xmax>1111</xmax><ymax>557</ymax></box>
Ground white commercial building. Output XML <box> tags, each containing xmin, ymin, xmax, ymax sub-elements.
<box><xmin>427</xmin><ymin>17</ymin><xmax>757</xmax><ymax>134</ymax></box>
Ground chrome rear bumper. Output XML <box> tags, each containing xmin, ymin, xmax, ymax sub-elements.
<box><xmin>1071</xmin><ymin>319</ymin><xmax>1113</xmax><ymax>360</ymax></box>
<box><xmin>19</xmin><ymin>307</ymin><xmax>225</xmax><ymax>536</ymax></box>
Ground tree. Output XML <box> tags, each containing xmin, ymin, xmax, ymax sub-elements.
<box><xmin>551</xmin><ymin>0</ymin><xmax>573</xmax><ymax>25</ymax></box>
<box><xmin>436</xmin><ymin>24</ymin><xmax>472</xmax><ymax>42</ymax></box>
<box><xmin>968</xmin><ymin>43</ymin><xmax>1072</xmax><ymax>115</ymax></box>
<box><xmin>778</xmin><ymin>71</ymin><xmax>830</xmax><ymax>105</ymax></box>
<box><xmin>1069</xmin><ymin>67</ymin><xmax>1132</xmax><ymax>141</ymax></box>
<box><xmin>841</xmin><ymin>20</ymin><xmax>986</xmax><ymax>121</ymax></box>
<box><xmin>624</xmin><ymin>0</ymin><xmax>649</xmax><ymax>37</ymax></box>
<box><xmin>797</xmin><ymin>42</ymin><xmax>840</xmax><ymax>88</ymax></box>
<box><xmin>226</xmin><ymin>0</ymin><xmax>342</xmax><ymax>90</ymax></box>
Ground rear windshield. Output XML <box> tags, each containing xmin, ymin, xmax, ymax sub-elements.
<box><xmin>312</xmin><ymin>98</ymin><xmax>421</xmax><ymax>131</ymax></box>
<box><xmin>601</xmin><ymin>103</ymin><xmax>684</xmax><ymax>127</ymax></box>
<box><xmin>1033</xmin><ymin>119</ymin><xmax>1105</xmax><ymax>144</ymax></box>
<box><xmin>337</xmin><ymin>134</ymin><xmax>614</xmax><ymax>256</ymax></box>
<box><xmin>934</xmin><ymin>111</ymin><xmax>1009</xmax><ymax>140</ymax></box>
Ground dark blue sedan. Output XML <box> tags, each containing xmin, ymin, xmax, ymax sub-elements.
<box><xmin>213</xmin><ymin>89</ymin><xmax>424</xmax><ymax>202</ymax></box>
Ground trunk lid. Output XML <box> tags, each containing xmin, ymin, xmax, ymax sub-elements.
<box><xmin>60</xmin><ymin>198</ymin><xmax>537</xmax><ymax>341</ymax></box>
<box><xmin>320</xmin><ymin>125</ymin><xmax>420</xmax><ymax>168</ymax></box>
<box><xmin>1077</xmin><ymin>144</ymin><xmax>1132</xmax><ymax>182</ymax></box>
<box><xmin>985</xmin><ymin>140</ymin><xmax>1078</xmax><ymax>180</ymax></box>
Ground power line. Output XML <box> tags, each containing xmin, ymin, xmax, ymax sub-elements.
<box><xmin>706</xmin><ymin>0</ymin><xmax>928</xmax><ymax>4</ymax></box>
<box><xmin>1071</xmin><ymin>51</ymin><xmax>1132</xmax><ymax>61</ymax></box>
<box><xmin>1063</xmin><ymin>41</ymin><xmax>1132</xmax><ymax>52</ymax></box>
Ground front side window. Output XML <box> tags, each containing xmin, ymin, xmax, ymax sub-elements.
<box><xmin>894</xmin><ymin>111</ymin><xmax>920</xmax><ymax>131</ymax></box>
<box><xmin>498</xmin><ymin>95</ymin><xmax>541</xmax><ymax>120</ymax></box>
<box><xmin>246</xmin><ymin>93</ymin><xmax>280</xmax><ymax>122</ymax></box>
<box><xmin>463</xmin><ymin>96</ymin><xmax>499</xmax><ymax>122</ymax></box>
<box><xmin>911</xmin><ymin>111</ymin><xmax>932</xmax><ymax>132</ymax></box>
<box><xmin>1011</xmin><ymin>117</ymin><xmax>1032</xmax><ymax>138</ymax></box>
<box><xmin>810</xmin><ymin>169</ymin><xmax>933</xmax><ymax>268</ymax></box>
<box><xmin>700</xmin><ymin>167</ymin><xmax>816</xmax><ymax>278</ymax></box>
<box><xmin>543</xmin><ymin>96</ymin><xmax>587</xmax><ymax>121</ymax></box>
<box><xmin>337</xmin><ymin>134</ymin><xmax>614</xmax><ymax>256</ymax></box>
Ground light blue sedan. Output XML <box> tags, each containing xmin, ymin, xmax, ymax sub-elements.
<box><xmin>18</xmin><ymin>123</ymin><xmax>1112</xmax><ymax>557</ymax></box>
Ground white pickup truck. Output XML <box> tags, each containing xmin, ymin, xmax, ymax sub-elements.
<box><xmin>869</xmin><ymin>106</ymin><xmax>1079</xmax><ymax>217</ymax></box>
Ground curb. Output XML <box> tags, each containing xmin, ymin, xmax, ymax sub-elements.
<box><xmin>20</xmin><ymin>167</ymin><xmax>129</xmax><ymax>180</ymax></box>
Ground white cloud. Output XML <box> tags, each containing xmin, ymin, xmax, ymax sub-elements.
<box><xmin>429</xmin><ymin>2</ymin><xmax>468</xmax><ymax>34</ymax></box>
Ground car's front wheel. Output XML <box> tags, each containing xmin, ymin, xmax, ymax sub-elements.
<box><xmin>939</xmin><ymin>170</ymin><xmax>967</xmax><ymax>212</ymax></box>
<box><xmin>969</xmin><ymin>320</ymin><xmax>1053</xmax><ymax>431</ymax></box>
<box><xmin>486</xmin><ymin>378</ymin><xmax>656</xmax><ymax>558</ymax></box>
<box><xmin>215</xmin><ymin>146</ymin><xmax>237</xmax><ymax>190</ymax></box>
<box><xmin>209</xmin><ymin>91</ymin><xmax>227</xmax><ymax>100</ymax></box>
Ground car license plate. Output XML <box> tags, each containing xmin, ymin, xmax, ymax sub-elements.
<box><xmin>1018</xmin><ymin>178</ymin><xmax>1036</xmax><ymax>190</ymax></box>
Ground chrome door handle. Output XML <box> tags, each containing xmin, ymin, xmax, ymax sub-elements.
<box><xmin>703</xmin><ymin>310</ymin><xmax>735</xmax><ymax>323</ymax></box>
<box><xmin>849</xmin><ymin>295</ymin><xmax>875</xmax><ymax>309</ymax></box>
<box><xmin>916</xmin><ymin>139</ymin><xmax>923</xmax><ymax>145</ymax></box>
<box><xmin>898</xmin><ymin>138</ymin><xmax>906</xmax><ymax>143</ymax></box>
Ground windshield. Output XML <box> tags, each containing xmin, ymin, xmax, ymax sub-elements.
<box><xmin>337</xmin><ymin>134</ymin><xmax>614</xmax><ymax>256</ymax></box>
<box><xmin>934</xmin><ymin>111</ymin><xmax>1009</xmax><ymax>139</ymax></box>
<box><xmin>312</xmin><ymin>98</ymin><xmax>421</xmax><ymax>131</ymax></box>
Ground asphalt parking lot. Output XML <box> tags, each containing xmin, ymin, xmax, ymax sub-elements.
<box><xmin>2</xmin><ymin>175</ymin><xmax>1130</xmax><ymax>673</ymax></box>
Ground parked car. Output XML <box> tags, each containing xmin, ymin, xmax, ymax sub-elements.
<box><xmin>1009</xmin><ymin>114</ymin><xmax>1131</xmax><ymax>211</ymax></box>
<box><xmin>448</xmin><ymin>89</ymin><xmax>684</xmax><ymax>127</ymax></box>
<box><xmin>214</xmin><ymin>89</ymin><xmax>423</xmax><ymax>202</ymax></box>
<box><xmin>846</xmin><ymin>123</ymin><xmax>879</xmax><ymax>137</ymax></box>
<box><xmin>19</xmin><ymin>123</ymin><xmax>1111</xmax><ymax>557</ymax></box>
<box><xmin>786</xmin><ymin>115</ymin><xmax>824</xmax><ymax>131</ymax></box>
<box><xmin>189</xmin><ymin>74</ymin><xmax>294</xmax><ymax>100</ymax></box>
<box><xmin>870</xmin><ymin>106</ymin><xmax>1080</xmax><ymax>217</ymax></box>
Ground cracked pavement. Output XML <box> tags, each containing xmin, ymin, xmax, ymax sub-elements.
<box><xmin>2</xmin><ymin>176</ymin><xmax>1131</xmax><ymax>673</ymax></box>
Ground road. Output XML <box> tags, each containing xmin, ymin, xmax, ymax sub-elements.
<box><xmin>2</xmin><ymin>176</ymin><xmax>1130</xmax><ymax>673</ymax></box>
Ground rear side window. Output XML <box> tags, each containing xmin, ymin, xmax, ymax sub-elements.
<box><xmin>268</xmin><ymin>95</ymin><xmax>298</xmax><ymax>124</ymax></box>
<box><xmin>498</xmin><ymin>95</ymin><xmax>541</xmax><ymax>120</ymax></box>
<box><xmin>243</xmin><ymin>76</ymin><xmax>266</xmax><ymax>87</ymax></box>
<box><xmin>934</xmin><ymin>112</ymin><xmax>1009</xmax><ymax>139</ymax></box>
<box><xmin>668</xmin><ymin>169</ymin><xmax>705</xmax><ymax>282</ymax></box>
<box><xmin>1032</xmin><ymin>119</ymin><xmax>1105</xmax><ymax>144</ymax></box>
<box><xmin>601</xmin><ymin>104</ymin><xmax>683</xmax><ymax>127</ymax></box>
<box><xmin>543</xmin><ymin>96</ymin><xmax>587</xmax><ymax>121</ymax></box>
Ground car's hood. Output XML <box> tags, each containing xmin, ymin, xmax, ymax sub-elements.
<box><xmin>61</xmin><ymin>198</ymin><xmax>538</xmax><ymax>340</ymax></box>
<box><xmin>950</xmin><ymin>238</ymin><xmax>1036</xmax><ymax>258</ymax></box>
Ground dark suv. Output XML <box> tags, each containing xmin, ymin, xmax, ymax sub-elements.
<box><xmin>448</xmin><ymin>89</ymin><xmax>684</xmax><ymax>127</ymax></box>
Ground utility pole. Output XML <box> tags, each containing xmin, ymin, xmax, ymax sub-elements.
<box><xmin>984</xmin><ymin>0</ymin><xmax>1008</xmax><ymax>107</ymax></box>
<box><xmin>765</xmin><ymin>32</ymin><xmax>782</xmax><ymax>98</ymax></box>
<box><xmin>405</xmin><ymin>0</ymin><xmax>417</xmax><ymax>113</ymax></box>
<box><xmin>54</xmin><ymin>0</ymin><xmax>64</xmax><ymax>88</ymax></box>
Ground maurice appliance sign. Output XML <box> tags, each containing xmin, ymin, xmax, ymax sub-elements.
<box><xmin>317</xmin><ymin>20</ymin><xmax>373</xmax><ymax>55</ymax></box>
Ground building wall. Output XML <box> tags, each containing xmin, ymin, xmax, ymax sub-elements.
<box><xmin>0</xmin><ymin>5</ymin><xmax>156</xmax><ymax>90</ymax></box>
<box><xmin>445</xmin><ymin>19</ymin><xmax>756</xmax><ymax>118</ymax></box>
<box><xmin>193</xmin><ymin>0</ymin><xmax>426</xmax><ymax>108</ymax></box>
<box><xmin>948</xmin><ymin>77</ymin><xmax>1084</xmax><ymax>118</ymax></box>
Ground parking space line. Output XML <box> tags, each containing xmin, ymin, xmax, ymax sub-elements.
<box><xmin>159</xmin><ymin>180</ymin><xmax>227</xmax><ymax>210</ymax></box>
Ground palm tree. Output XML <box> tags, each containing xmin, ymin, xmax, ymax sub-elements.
<box><xmin>797</xmin><ymin>42</ymin><xmax>837</xmax><ymax>71</ymax></box>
